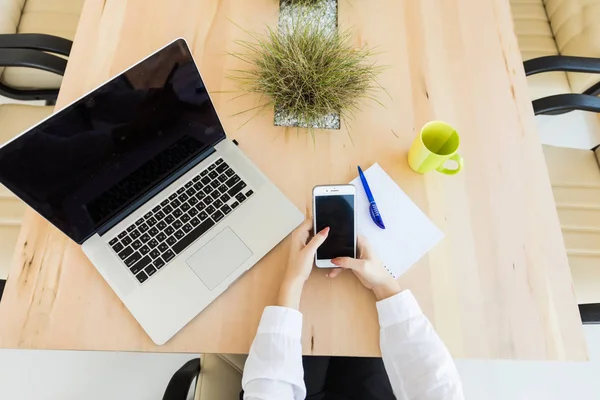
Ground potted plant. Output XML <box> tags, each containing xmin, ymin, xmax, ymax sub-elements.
<box><xmin>229</xmin><ymin>0</ymin><xmax>384</xmax><ymax>132</ymax></box>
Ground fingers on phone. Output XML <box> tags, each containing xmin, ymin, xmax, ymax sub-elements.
<box><xmin>331</xmin><ymin>257</ymin><xmax>347</xmax><ymax>268</ymax></box>
<box><xmin>327</xmin><ymin>268</ymin><xmax>343</xmax><ymax>278</ymax></box>
<box><xmin>307</xmin><ymin>226</ymin><xmax>330</xmax><ymax>251</ymax></box>
<box><xmin>357</xmin><ymin>235</ymin><xmax>373</xmax><ymax>258</ymax></box>
<box><xmin>332</xmin><ymin>257</ymin><xmax>364</xmax><ymax>271</ymax></box>
<box><xmin>299</xmin><ymin>218</ymin><xmax>313</xmax><ymax>231</ymax></box>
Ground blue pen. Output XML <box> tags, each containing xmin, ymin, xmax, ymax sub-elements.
<box><xmin>357</xmin><ymin>166</ymin><xmax>385</xmax><ymax>229</ymax></box>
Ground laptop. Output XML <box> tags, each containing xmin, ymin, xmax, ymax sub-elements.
<box><xmin>0</xmin><ymin>38</ymin><xmax>303</xmax><ymax>345</ymax></box>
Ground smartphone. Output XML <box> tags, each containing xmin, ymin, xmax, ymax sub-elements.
<box><xmin>313</xmin><ymin>185</ymin><xmax>357</xmax><ymax>268</ymax></box>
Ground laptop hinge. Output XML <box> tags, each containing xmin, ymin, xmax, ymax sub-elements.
<box><xmin>94</xmin><ymin>146</ymin><xmax>217</xmax><ymax>238</ymax></box>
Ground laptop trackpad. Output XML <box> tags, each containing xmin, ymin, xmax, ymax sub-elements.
<box><xmin>186</xmin><ymin>228</ymin><xmax>253</xmax><ymax>290</ymax></box>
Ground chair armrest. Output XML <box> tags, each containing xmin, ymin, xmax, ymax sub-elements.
<box><xmin>533</xmin><ymin>93</ymin><xmax>600</xmax><ymax>115</ymax></box>
<box><xmin>0</xmin><ymin>48</ymin><xmax>67</xmax><ymax>102</ymax></box>
<box><xmin>0</xmin><ymin>49</ymin><xmax>67</xmax><ymax>76</ymax></box>
<box><xmin>580</xmin><ymin>304</ymin><xmax>600</xmax><ymax>324</ymax></box>
<box><xmin>524</xmin><ymin>55</ymin><xmax>600</xmax><ymax>76</ymax></box>
<box><xmin>525</xmin><ymin>56</ymin><xmax>600</xmax><ymax>97</ymax></box>
<box><xmin>0</xmin><ymin>33</ymin><xmax>72</xmax><ymax>56</ymax></box>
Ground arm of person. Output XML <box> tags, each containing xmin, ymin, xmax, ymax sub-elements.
<box><xmin>241</xmin><ymin>303</ymin><xmax>305</xmax><ymax>400</ymax></box>
<box><xmin>331</xmin><ymin>237</ymin><xmax>465</xmax><ymax>400</ymax></box>
<box><xmin>241</xmin><ymin>221</ymin><xmax>329</xmax><ymax>400</ymax></box>
<box><xmin>376</xmin><ymin>288</ymin><xmax>465</xmax><ymax>400</ymax></box>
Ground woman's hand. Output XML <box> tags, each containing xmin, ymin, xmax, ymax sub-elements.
<box><xmin>277</xmin><ymin>219</ymin><xmax>329</xmax><ymax>309</ymax></box>
<box><xmin>329</xmin><ymin>236</ymin><xmax>401</xmax><ymax>301</ymax></box>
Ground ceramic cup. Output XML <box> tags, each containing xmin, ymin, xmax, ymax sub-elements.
<box><xmin>408</xmin><ymin>121</ymin><xmax>464</xmax><ymax>175</ymax></box>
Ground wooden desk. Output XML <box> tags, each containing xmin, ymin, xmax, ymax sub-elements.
<box><xmin>0</xmin><ymin>0</ymin><xmax>587</xmax><ymax>360</ymax></box>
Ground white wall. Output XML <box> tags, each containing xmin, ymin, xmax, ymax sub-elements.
<box><xmin>0</xmin><ymin>326</ymin><xmax>599</xmax><ymax>400</ymax></box>
<box><xmin>457</xmin><ymin>325</ymin><xmax>600</xmax><ymax>400</ymax></box>
<box><xmin>0</xmin><ymin>350</ymin><xmax>198</xmax><ymax>400</ymax></box>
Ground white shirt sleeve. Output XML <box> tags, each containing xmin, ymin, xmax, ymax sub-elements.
<box><xmin>242</xmin><ymin>291</ymin><xmax>464</xmax><ymax>400</ymax></box>
<box><xmin>242</xmin><ymin>306</ymin><xmax>306</xmax><ymax>400</ymax></box>
<box><xmin>377</xmin><ymin>290</ymin><xmax>465</xmax><ymax>400</ymax></box>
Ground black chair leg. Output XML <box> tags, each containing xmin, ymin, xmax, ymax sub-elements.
<box><xmin>162</xmin><ymin>358</ymin><xmax>201</xmax><ymax>400</ymax></box>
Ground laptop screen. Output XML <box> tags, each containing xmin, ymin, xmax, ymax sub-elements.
<box><xmin>0</xmin><ymin>39</ymin><xmax>226</xmax><ymax>244</ymax></box>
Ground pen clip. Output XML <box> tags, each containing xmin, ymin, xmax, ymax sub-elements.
<box><xmin>358</xmin><ymin>166</ymin><xmax>375</xmax><ymax>202</ymax></box>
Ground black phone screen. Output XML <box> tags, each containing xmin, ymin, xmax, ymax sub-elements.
<box><xmin>315</xmin><ymin>194</ymin><xmax>355</xmax><ymax>260</ymax></box>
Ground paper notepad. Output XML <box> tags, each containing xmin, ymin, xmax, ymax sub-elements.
<box><xmin>349</xmin><ymin>164</ymin><xmax>444</xmax><ymax>278</ymax></box>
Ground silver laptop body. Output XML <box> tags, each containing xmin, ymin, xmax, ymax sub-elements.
<box><xmin>0</xmin><ymin>38</ymin><xmax>303</xmax><ymax>344</ymax></box>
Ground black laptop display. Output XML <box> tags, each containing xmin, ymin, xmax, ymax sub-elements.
<box><xmin>0</xmin><ymin>40</ymin><xmax>226</xmax><ymax>244</ymax></box>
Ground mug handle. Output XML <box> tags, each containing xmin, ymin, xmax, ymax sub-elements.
<box><xmin>437</xmin><ymin>153</ymin><xmax>463</xmax><ymax>175</ymax></box>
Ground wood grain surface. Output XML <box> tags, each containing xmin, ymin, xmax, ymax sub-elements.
<box><xmin>0</xmin><ymin>0</ymin><xmax>587</xmax><ymax>360</ymax></box>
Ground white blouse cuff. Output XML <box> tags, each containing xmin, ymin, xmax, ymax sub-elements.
<box><xmin>257</xmin><ymin>306</ymin><xmax>303</xmax><ymax>339</ymax></box>
<box><xmin>376</xmin><ymin>290</ymin><xmax>423</xmax><ymax>328</ymax></box>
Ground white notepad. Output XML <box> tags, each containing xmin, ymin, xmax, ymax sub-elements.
<box><xmin>349</xmin><ymin>164</ymin><xmax>444</xmax><ymax>278</ymax></box>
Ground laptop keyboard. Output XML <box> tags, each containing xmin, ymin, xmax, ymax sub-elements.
<box><xmin>107</xmin><ymin>158</ymin><xmax>254</xmax><ymax>284</ymax></box>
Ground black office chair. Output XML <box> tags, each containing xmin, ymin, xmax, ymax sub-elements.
<box><xmin>0</xmin><ymin>33</ymin><xmax>72</xmax><ymax>103</ymax></box>
<box><xmin>0</xmin><ymin>0</ymin><xmax>84</xmax><ymax>102</ymax></box>
<box><xmin>510</xmin><ymin>0</ymin><xmax>600</xmax><ymax>115</ymax></box>
<box><xmin>162</xmin><ymin>355</ymin><xmax>245</xmax><ymax>400</ymax></box>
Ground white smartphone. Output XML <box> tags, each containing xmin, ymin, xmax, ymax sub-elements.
<box><xmin>312</xmin><ymin>184</ymin><xmax>357</xmax><ymax>268</ymax></box>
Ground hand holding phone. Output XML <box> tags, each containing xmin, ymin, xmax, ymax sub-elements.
<box><xmin>312</xmin><ymin>185</ymin><xmax>357</xmax><ymax>268</ymax></box>
<box><xmin>329</xmin><ymin>236</ymin><xmax>401</xmax><ymax>301</ymax></box>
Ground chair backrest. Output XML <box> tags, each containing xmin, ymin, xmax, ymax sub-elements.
<box><xmin>510</xmin><ymin>0</ymin><xmax>572</xmax><ymax>99</ymax></box>
<box><xmin>0</xmin><ymin>0</ymin><xmax>23</xmax><ymax>33</ymax></box>
<box><xmin>544</xmin><ymin>0</ymin><xmax>600</xmax><ymax>93</ymax></box>
<box><xmin>0</xmin><ymin>0</ymin><xmax>25</xmax><ymax>78</ymax></box>
<box><xmin>195</xmin><ymin>354</ymin><xmax>245</xmax><ymax>400</ymax></box>
<box><xmin>543</xmin><ymin>144</ymin><xmax>600</xmax><ymax>305</ymax></box>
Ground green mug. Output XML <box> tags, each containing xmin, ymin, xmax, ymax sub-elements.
<box><xmin>408</xmin><ymin>121</ymin><xmax>464</xmax><ymax>175</ymax></box>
